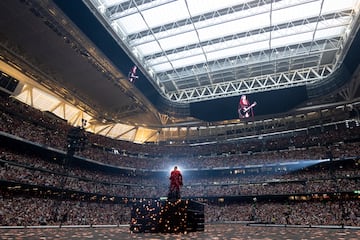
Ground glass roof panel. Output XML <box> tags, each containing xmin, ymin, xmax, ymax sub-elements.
<box><xmin>137</xmin><ymin>41</ymin><xmax>162</xmax><ymax>56</ymax></box>
<box><xmin>206</xmin><ymin>40</ymin><xmax>270</xmax><ymax>62</ymax></box>
<box><xmin>314</xmin><ymin>26</ymin><xmax>347</xmax><ymax>39</ymax></box>
<box><xmin>272</xmin><ymin>1</ymin><xmax>322</xmax><ymax>23</ymax></box>
<box><xmin>197</xmin><ymin>13</ymin><xmax>271</xmax><ymax>41</ymax></box>
<box><xmin>322</xmin><ymin>0</ymin><xmax>357</xmax><ymax>13</ymax></box>
<box><xmin>101</xmin><ymin>0</ymin><xmax>128</xmax><ymax>7</ymax></box>
<box><xmin>116</xmin><ymin>13</ymin><xmax>146</xmax><ymax>34</ymax></box>
<box><xmin>171</xmin><ymin>54</ymin><xmax>206</xmax><ymax>69</ymax></box>
<box><xmin>271</xmin><ymin>28</ymin><xmax>340</xmax><ymax>49</ymax></box>
<box><xmin>157</xmin><ymin>31</ymin><xmax>199</xmax><ymax>52</ymax></box>
<box><xmin>186</xmin><ymin>0</ymin><xmax>250</xmax><ymax>16</ymax></box>
<box><xmin>152</xmin><ymin>62</ymin><xmax>173</xmax><ymax>72</ymax></box>
<box><xmin>141</xmin><ymin>1</ymin><xmax>188</xmax><ymax>28</ymax></box>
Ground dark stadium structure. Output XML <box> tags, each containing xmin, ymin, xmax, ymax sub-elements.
<box><xmin>1</xmin><ymin>0</ymin><xmax>360</xmax><ymax>238</ymax></box>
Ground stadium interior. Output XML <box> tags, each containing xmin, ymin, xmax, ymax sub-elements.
<box><xmin>0</xmin><ymin>0</ymin><xmax>360</xmax><ymax>238</ymax></box>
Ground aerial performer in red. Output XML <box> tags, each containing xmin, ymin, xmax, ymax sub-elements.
<box><xmin>168</xmin><ymin>166</ymin><xmax>183</xmax><ymax>200</ymax></box>
<box><xmin>238</xmin><ymin>95</ymin><xmax>256</xmax><ymax>118</ymax></box>
<box><xmin>128</xmin><ymin>65</ymin><xmax>139</xmax><ymax>83</ymax></box>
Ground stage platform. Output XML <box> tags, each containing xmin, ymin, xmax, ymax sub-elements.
<box><xmin>130</xmin><ymin>198</ymin><xmax>205</xmax><ymax>233</ymax></box>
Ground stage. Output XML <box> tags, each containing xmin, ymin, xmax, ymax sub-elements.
<box><xmin>130</xmin><ymin>199</ymin><xmax>204</xmax><ymax>233</ymax></box>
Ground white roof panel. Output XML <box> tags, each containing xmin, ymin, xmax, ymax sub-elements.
<box><xmin>186</xmin><ymin>0</ymin><xmax>250</xmax><ymax>16</ymax></box>
<box><xmin>137</xmin><ymin>41</ymin><xmax>161</xmax><ymax>56</ymax></box>
<box><xmin>117</xmin><ymin>12</ymin><xmax>146</xmax><ymax>34</ymax></box>
<box><xmin>141</xmin><ymin>0</ymin><xmax>188</xmax><ymax>28</ymax></box>
<box><xmin>158</xmin><ymin>31</ymin><xmax>199</xmax><ymax>51</ymax></box>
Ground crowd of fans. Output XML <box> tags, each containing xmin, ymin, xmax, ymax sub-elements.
<box><xmin>0</xmin><ymin>94</ymin><xmax>69</xmax><ymax>151</ymax></box>
<box><xmin>1</xmin><ymin>92</ymin><xmax>360</xmax><ymax>169</ymax></box>
<box><xmin>1</xmin><ymin>145</ymin><xmax>360</xmax><ymax>199</ymax></box>
<box><xmin>0</xmin><ymin>194</ymin><xmax>130</xmax><ymax>226</ymax></box>
<box><xmin>78</xmin><ymin>141</ymin><xmax>360</xmax><ymax>170</ymax></box>
<box><xmin>206</xmin><ymin>200</ymin><xmax>360</xmax><ymax>226</ymax></box>
<box><xmin>1</xmin><ymin>194</ymin><xmax>359</xmax><ymax>226</ymax></box>
<box><xmin>1</xmin><ymin>93</ymin><xmax>360</xmax><ymax>227</ymax></box>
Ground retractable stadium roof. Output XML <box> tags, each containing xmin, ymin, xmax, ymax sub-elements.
<box><xmin>84</xmin><ymin>0</ymin><xmax>360</xmax><ymax>103</ymax></box>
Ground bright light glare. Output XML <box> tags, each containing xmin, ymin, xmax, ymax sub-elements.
<box><xmin>169</xmin><ymin>165</ymin><xmax>182</xmax><ymax>173</ymax></box>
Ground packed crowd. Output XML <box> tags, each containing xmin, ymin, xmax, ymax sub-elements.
<box><xmin>1</xmin><ymin>93</ymin><xmax>360</xmax><ymax>170</ymax></box>
<box><xmin>0</xmin><ymin>95</ymin><xmax>69</xmax><ymax>151</ymax></box>
<box><xmin>77</xmin><ymin>141</ymin><xmax>360</xmax><ymax>169</ymax></box>
<box><xmin>1</xmin><ymin>145</ymin><xmax>360</xmax><ymax>199</ymax></box>
<box><xmin>1</xmin><ymin>194</ymin><xmax>359</xmax><ymax>226</ymax></box>
<box><xmin>206</xmin><ymin>200</ymin><xmax>360</xmax><ymax>226</ymax></box>
<box><xmin>0</xmin><ymin>194</ymin><xmax>130</xmax><ymax>226</ymax></box>
<box><xmin>1</xmin><ymin>94</ymin><xmax>360</xmax><ymax>227</ymax></box>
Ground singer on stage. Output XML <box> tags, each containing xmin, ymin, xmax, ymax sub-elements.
<box><xmin>168</xmin><ymin>166</ymin><xmax>183</xmax><ymax>200</ymax></box>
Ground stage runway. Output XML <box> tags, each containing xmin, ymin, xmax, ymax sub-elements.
<box><xmin>1</xmin><ymin>224</ymin><xmax>359</xmax><ymax>240</ymax></box>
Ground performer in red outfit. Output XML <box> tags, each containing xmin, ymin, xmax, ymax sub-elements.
<box><xmin>238</xmin><ymin>95</ymin><xmax>256</xmax><ymax>118</ymax></box>
<box><xmin>168</xmin><ymin>166</ymin><xmax>183</xmax><ymax>200</ymax></box>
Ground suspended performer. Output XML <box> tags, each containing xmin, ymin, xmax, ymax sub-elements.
<box><xmin>128</xmin><ymin>65</ymin><xmax>139</xmax><ymax>83</ymax></box>
<box><xmin>238</xmin><ymin>95</ymin><xmax>256</xmax><ymax>118</ymax></box>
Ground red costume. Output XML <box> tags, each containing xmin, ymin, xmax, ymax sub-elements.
<box><xmin>168</xmin><ymin>166</ymin><xmax>183</xmax><ymax>200</ymax></box>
